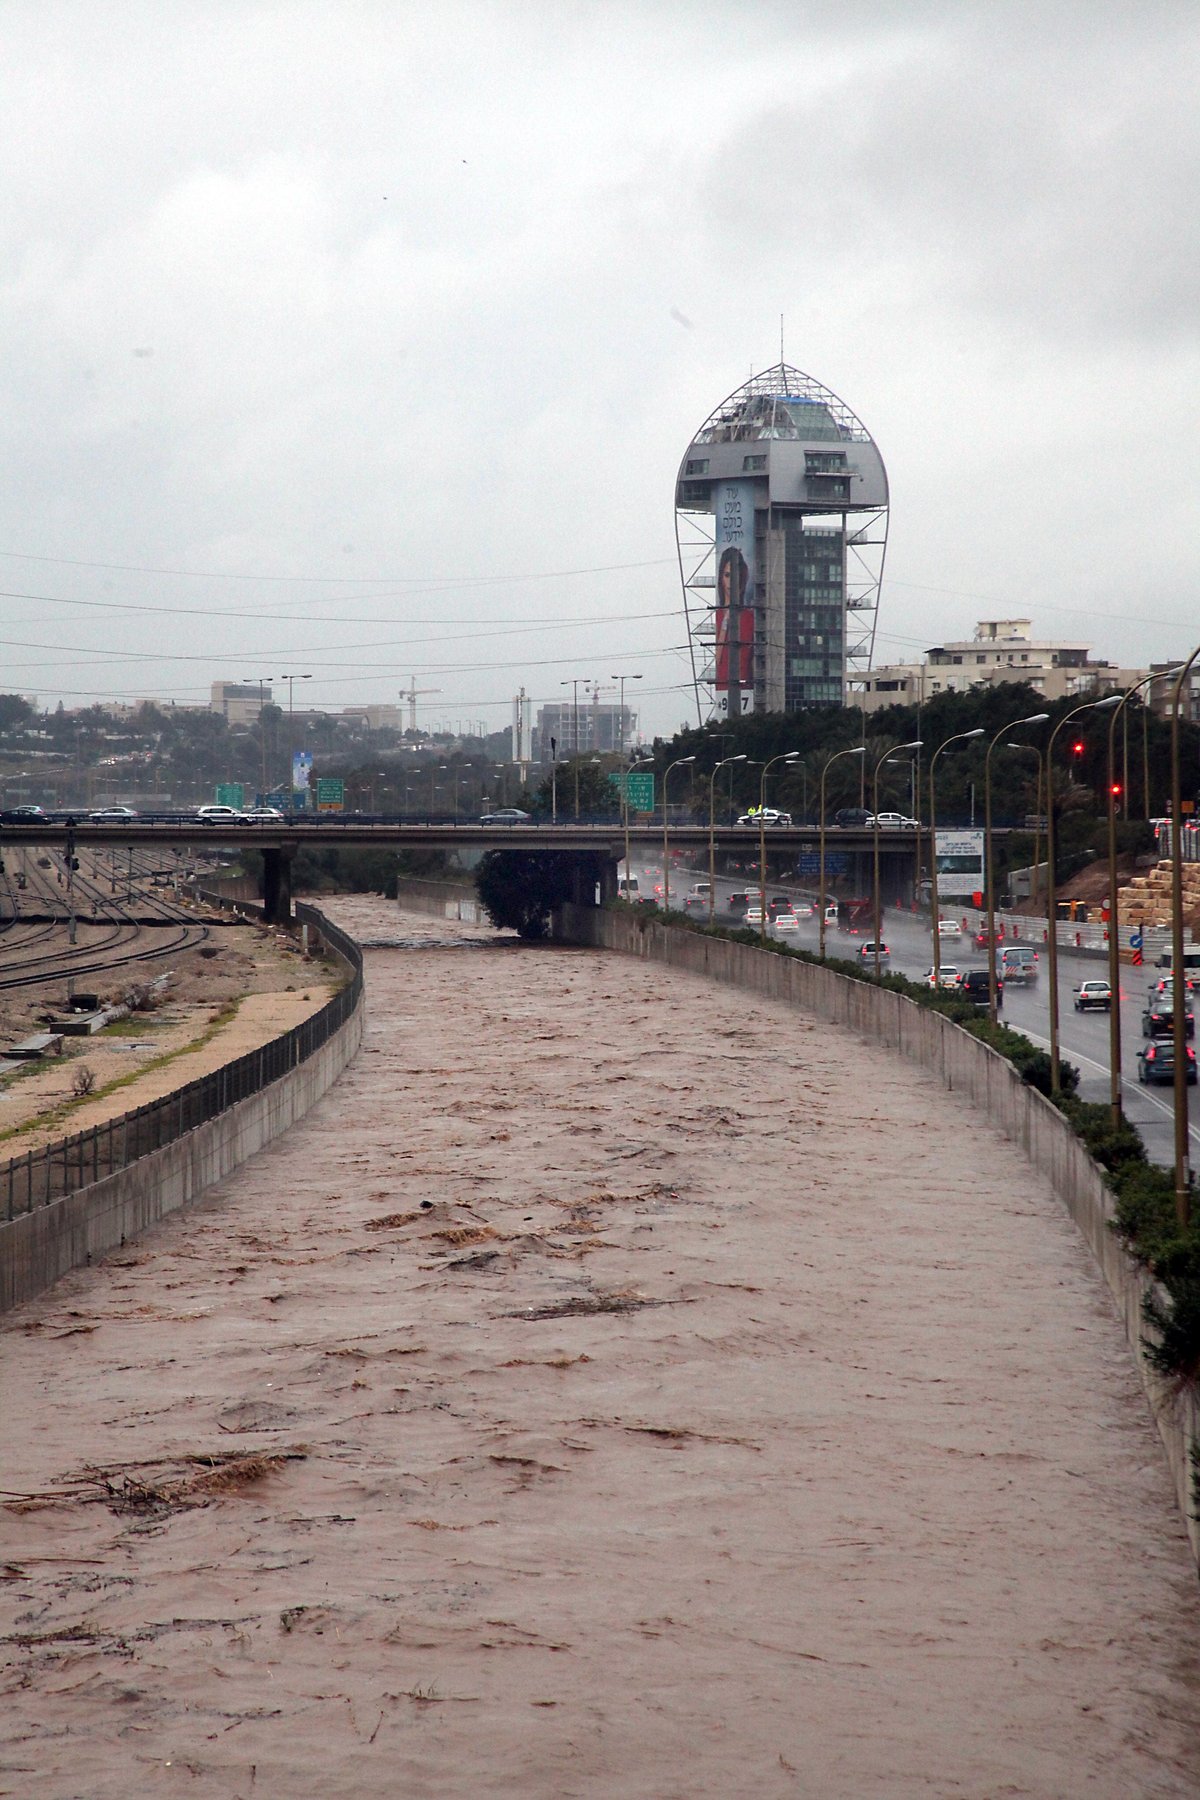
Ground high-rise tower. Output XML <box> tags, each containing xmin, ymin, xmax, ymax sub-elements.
<box><xmin>675</xmin><ymin>363</ymin><xmax>888</xmax><ymax>723</ymax></box>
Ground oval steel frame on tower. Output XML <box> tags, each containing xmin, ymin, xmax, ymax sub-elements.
<box><xmin>675</xmin><ymin>363</ymin><xmax>889</xmax><ymax>726</ymax></box>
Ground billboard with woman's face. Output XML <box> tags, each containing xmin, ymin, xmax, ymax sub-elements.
<box><xmin>714</xmin><ymin>482</ymin><xmax>755</xmax><ymax>700</ymax></box>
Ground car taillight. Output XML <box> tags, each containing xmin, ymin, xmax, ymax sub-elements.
<box><xmin>1146</xmin><ymin>1047</ymin><xmax>1157</xmax><ymax>1060</ymax></box>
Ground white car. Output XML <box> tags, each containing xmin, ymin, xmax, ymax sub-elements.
<box><xmin>871</xmin><ymin>812</ymin><xmax>917</xmax><ymax>831</ymax></box>
<box><xmin>239</xmin><ymin>807</ymin><xmax>285</xmax><ymax>823</ymax></box>
<box><xmin>744</xmin><ymin>905</ymin><xmax>765</xmax><ymax>926</ymax></box>
<box><xmin>89</xmin><ymin>806</ymin><xmax>138</xmax><ymax>821</ymax></box>
<box><xmin>736</xmin><ymin>807</ymin><xmax>793</xmax><ymax>828</ymax></box>
<box><xmin>195</xmin><ymin>804</ymin><xmax>244</xmax><ymax>824</ymax></box>
<box><xmin>934</xmin><ymin>918</ymin><xmax>962</xmax><ymax>942</ymax></box>
<box><xmin>774</xmin><ymin>910</ymin><xmax>800</xmax><ymax>934</ymax></box>
<box><xmin>925</xmin><ymin>964</ymin><xmax>961</xmax><ymax>990</ymax></box>
<box><xmin>793</xmin><ymin>901</ymin><xmax>815</xmax><ymax>920</ymax></box>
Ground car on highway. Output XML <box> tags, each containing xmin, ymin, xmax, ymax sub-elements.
<box><xmin>744</xmin><ymin>905</ymin><xmax>765</xmax><ymax>926</ymax></box>
<box><xmin>959</xmin><ymin>969</ymin><xmax>1001</xmax><ymax>1010</ymax></box>
<box><xmin>88</xmin><ymin>806</ymin><xmax>138</xmax><ymax>821</ymax></box>
<box><xmin>726</xmin><ymin>892</ymin><xmax>751</xmax><ymax>919</ymax></box>
<box><xmin>1147</xmin><ymin>976</ymin><xmax>1195</xmax><ymax>1001</ymax></box>
<box><xmin>774</xmin><ymin>910</ymin><xmax>800</xmax><ymax>934</ymax></box>
<box><xmin>478</xmin><ymin>808</ymin><xmax>531</xmax><ymax>825</ymax></box>
<box><xmin>767</xmin><ymin>895</ymin><xmax>793</xmax><ymax>918</ymax></box>
<box><xmin>973</xmin><ymin>926</ymin><xmax>1001</xmax><ymax>949</ymax></box>
<box><xmin>833</xmin><ymin>807</ymin><xmax>872</xmax><ymax>828</ymax></box>
<box><xmin>736</xmin><ymin>807</ymin><xmax>793</xmax><ymax>828</ymax></box>
<box><xmin>870</xmin><ymin>811</ymin><xmax>918</xmax><ymax>830</ymax></box>
<box><xmin>934</xmin><ymin>918</ymin><xmax>961</xmax><ymax>942</ymax></box>
<box><xmin>1143</xmin><ymin>1003</ymin><xmax>1194</xmax><ymax>1040</ymax></box>
<box><xmin>239</xmin><ymin>807</ymin><xmax>285</xmax><ymax>823</ymax></box>
<box><xmin>1073</xmin><ymin>979</ymin><xmax>1113</xmax><ymax>1012</ymax></box>
<box><xmin>1137</xmin><ymin>1040</ymin><xmax>1198</xmax><ymax>1085</ymax></box>
<box><xmin>793</xmin><ymin>901</ymin><xmax>815</xmax><ymax>920</ymax></box>
<box><xmin>924</xmin><ymin>964</ymin><xmax>961</xmax><ymax>989</ymax></box>
<box><xmin>683</xmin><ymin>892</ymin><xmax>709</xmax><ymax>913</ymax></box>
<box><xmin>1</xmin><ymin>804</ymin><xmax>47</xmax><ymax>821</ymax></box>
<box><xmin>858</xmin><ymin>941</ymin><xmax>890</xmax><ymax>968</ymax></box>
<box><xmin>194</xmin><ymin>804</ymin><xmax>245</xmax><ymax>825</ymax></box>
<box><xmin>1000</xmin><ymin>945</ymin><xmax>1039</xmax><ymax>984</ymax></box>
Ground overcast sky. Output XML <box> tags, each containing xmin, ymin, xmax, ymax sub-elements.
<box><xmin>2</xmin><ymin>2</ymin><xmax>1197</xmax><ymax>740</ymax></box>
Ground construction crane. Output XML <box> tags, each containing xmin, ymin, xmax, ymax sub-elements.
<box><xmin>398</xmin><ymin>677</ymin><xmax>442</xmax><ymax>735</ymax></box>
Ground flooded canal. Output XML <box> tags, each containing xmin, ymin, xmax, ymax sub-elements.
<box><xmin>3</xmin><ymin>896</ymin><xmax>1199</xmax><ymax>1797</ymax></box>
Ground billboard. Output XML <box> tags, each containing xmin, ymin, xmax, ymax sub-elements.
<box><xmin>713</xmin><ymin>480</ymin><xmax>755</xmax><ymax>708</ymax></box>
<box><xmin>934</xmin><ymin>829</ymin><xmax>985</xmax><ymax>897</ymax></box>
<box><xmin>291</xmin><ymin>750</ymin><xmax>313</xmax><ymax>803</ymax></box>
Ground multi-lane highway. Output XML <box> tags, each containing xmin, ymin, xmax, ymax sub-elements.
<box><xmin>626</xmin><ymin>855</ymin><xmax>1197</xmax><ymax>1173</ymax></box>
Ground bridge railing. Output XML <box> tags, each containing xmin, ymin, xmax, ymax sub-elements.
<box><xmin>0</xmin><ymin>902</ymin><xmax>361</xmax><ymax>1224</ymax></box>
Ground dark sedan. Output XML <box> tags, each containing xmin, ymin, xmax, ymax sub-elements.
<box><xmin>1137</xmin><ymin>1041</ymin><xmax>1198</xmax><ymax>1085</ymax></box>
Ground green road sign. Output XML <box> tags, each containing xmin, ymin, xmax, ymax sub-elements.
<box><xmin>316</xmin><ymin>778</ymin><xmax>345</xmax><ymax>812</ymax></box>
<box><xmin>215</xmin><ymin>783</ymin><xmax>245</xmax><ymax>808</ymax></box>
<box><xmin>609</xmin><ymin>771</ymin><xmax>655</xmax><ymax>812</ymax></box>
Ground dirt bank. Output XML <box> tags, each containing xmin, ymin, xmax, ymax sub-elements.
<box><xmin>2</xmin><ymin>896</ymin><xmax>1198</xmax><ymax>1798</ymax></box>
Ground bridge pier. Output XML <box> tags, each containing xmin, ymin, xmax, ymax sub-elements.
<box><xmin>262</xmin><ymin>847</ymin><xmax>294</xmax><ymax>924</ymax></box>
<box><xmin>596</xmin><ymin>856</ymin><xmax>619</xmax><ymax>905</ymax></box>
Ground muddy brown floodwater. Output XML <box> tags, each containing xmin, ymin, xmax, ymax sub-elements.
<box><xmin>3</xmin><ymin>897</ymin><xmax>1200</xmax><ymax>1799</ymax></box>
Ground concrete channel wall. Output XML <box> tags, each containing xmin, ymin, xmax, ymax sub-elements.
<box><xmin>394</xmin><ymin>876</ymin><xmax>480</xmax><ymax>921</ymax></box>
<box><xmin>555</xmin><ymin>902</ymin><xmax>1200</xmax><ymax>1569</ymax></box>
<box><xmin>1</xmin><ymin>909</ymin><xmax>364</xmax><ymax>1314</ymax></box>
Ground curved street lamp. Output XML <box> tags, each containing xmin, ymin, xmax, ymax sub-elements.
<box><xmin>928</xmin><ymin>728</ymin><xmax>985</xmax><ymax>988</ymax></box>
<box><xmin>1045</xmin><ymin>694</ymin><xmax>1121</xmax><ymax>1092</ymax></box>
<box><xmin>757</xmin><ymin>751</ymin><xmax>800</xmax><ymax>940</ymax></box>
<box><xmin>661</xmin><ymin>755</ymin><xmax>695</xmax><ymax>914</ymax></box>
<box><xmin>1169</xmin><ymin>647</ymin><xmax>1200</xmax><ymax>1224</ymax></box>
<box><xmin>983</xmin><ymin>712</ymin><xmax>1049</xmax><ymax>1021</ymax></box>
<box><xmin>1106</xmin><ymin>670</ymin><xmax>1183</xmax><ymax>1124</ymax></box>
<box><xmin>818</xmin><ymin>746</ymin><xmax>865</xmax><ymax>958</ymax></box>
<box><xmin>873</xmin><ymin>740</ymin><xmax>922</xmax><ymax>977</ymax></box>
<box><xmin>709</xmin><ymin>755</ymin><xmax>747</xmax><ymax>921</ymax></box>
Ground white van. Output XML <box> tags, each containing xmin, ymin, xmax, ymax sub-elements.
<box><xmin>1157</xmin><ymin>945</ymin><xmax>1200</xmax><ymax>974</ymax></box>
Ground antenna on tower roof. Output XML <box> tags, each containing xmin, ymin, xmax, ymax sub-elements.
<box><xmin>780</xmin><ymin>313</ymin><xmax>785</xmax><ymax>366</ymax></box>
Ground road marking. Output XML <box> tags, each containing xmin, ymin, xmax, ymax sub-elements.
<box><xmin>1015</xmin><ymin>1021</ymin><xmax>1200</xmax><ymax>1147</ymax></box>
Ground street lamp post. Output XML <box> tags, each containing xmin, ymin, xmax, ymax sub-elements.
<box><xmin>661</xmin><ymin>755</ymin><xmax>695</xmax><ymax>914</ymax></box>
<box><xmin>609</xmin><ymin>673</ymin><xmax>643</xmax><ymax>757</ymax></box>
<box><xmin>818</xmin><ymin>746</ymin><xmax>865</xmax><ymax>958</ymax></box>
<box><xmin>1045</xmin><ymin>695</ymin><xmax>1122</xmax><ymax>1092</ymax></box>
<box><xmin>1169</xmin><ymin>646</ymin><xmax>1200</xmax><ymax>1224</ymax></box>
<box><xmin>983</xmin><ymin>712</ymin><xmax>1049</xmax><ymax>1021</ymax></box>
<box><xmin>278</xmin><ymin>673</ymin><xmax>312</xmax><ymax>809</ymax></box>
<box><xmin>1106</xmin><ymin>671</ymin><xmax>1182</xmax><ymax>1124</ymax></box>
<box><xmin>928</xmin><ymin>729</ymin><xmax>985</xmax><ymax>988</ymax></box>
<box><xmin>709</xmin><ymin>755</ymin><xmax>747</xmax><ymax>921</ymax></box>
<box><xmin>243</xmin><ymin>677</ymin><xmax>272</xmax><ymax>801</ymax></box>
<box><xmin>873</xmin><ymin>740</ymin><xmax>922</xmax><ymax>977</ymax></box>
<box><xmin>758</xmin><ymin>752</ymin><xmax>800</xmax><ymax>941</ymax></box>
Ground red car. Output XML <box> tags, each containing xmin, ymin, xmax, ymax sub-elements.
<box><xmin>974</xmin><ymin>926</ymin><xmax>1004</xmax><ymax>950</ymax></box>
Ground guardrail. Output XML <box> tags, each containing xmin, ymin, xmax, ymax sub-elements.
<box><xmin>0</xmin><ymin>901</ymin><xmax>361</xmax><ymax>1226</ymax></box>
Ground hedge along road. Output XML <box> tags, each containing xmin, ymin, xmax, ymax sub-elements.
<box><xmin>2</xmin><ymin>895</ymin><xmax>1199</xmax><ymax>1799</ymax></box>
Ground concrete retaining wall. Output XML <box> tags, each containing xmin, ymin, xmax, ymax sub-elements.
<box><xmin>1</xmin><ymin>914</ymin><xmax>365</xmax><ymax>1315</ymax></box>
<box><xmin>395</xmin><ymin>876</ymin><xmax>479</xmax><ymax>922</ymax></box>
<box><xmin>556</xmin><ymin>903</ymin><xmax>1200</xmax><ymax>1568</ymax></box>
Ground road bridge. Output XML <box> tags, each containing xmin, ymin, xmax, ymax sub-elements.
<box><xmin>0</xmin><ymin>819</ymin><xmax>970</xmax><ymax>923</ymax></box>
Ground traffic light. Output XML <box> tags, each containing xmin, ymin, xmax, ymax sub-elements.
<box><xmin>1071</xmin><ymin>740</ymin><xmax>1085</xmax><ymax>758</ymax></box>
<box><xmin>1110</xmin><ymin>782</ymin><xmax>1122</xmax><ymax>797</ymax></box>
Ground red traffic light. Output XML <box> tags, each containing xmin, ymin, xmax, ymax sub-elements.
<box><xmin>1071</xmin><ymin>740</ymin><xmax>1085</xmax><ymax>756</ymax></box>
<box><xmin>1110</xmin><ymin>782</ymin><xmax>1122</xmax><ymax>796</ymax></box>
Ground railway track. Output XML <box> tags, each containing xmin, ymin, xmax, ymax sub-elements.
<box><xmin>0</xmin><ymin>844</ymin><xmax>216</xmax><ymax>995</ymax></box>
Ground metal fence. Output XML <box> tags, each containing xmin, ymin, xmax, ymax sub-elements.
<box><xmin>1</xmin><ymin>902</ymin><xmax>362</xmax><ymax>1223</ymax></box>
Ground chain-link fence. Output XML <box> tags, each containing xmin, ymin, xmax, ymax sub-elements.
<box><xmin>1</xmin><ymin>902</ymin><xmax>362</xmax><ymax>1223</ymax></box>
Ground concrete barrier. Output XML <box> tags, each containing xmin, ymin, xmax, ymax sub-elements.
<box><xmin>394</xmin><ymin>876</ymin><xmax>479</xmax><ymax>921</ymax></box>
<box><xmin>555</xmin><ymin>903</ymin><xmax>1200</xmax><ymax>1569</ymax></box>
<box><xmin>0</xmin><ymin>907</ymin><xmax>364</xmax><ymax>1314</ymax></box>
